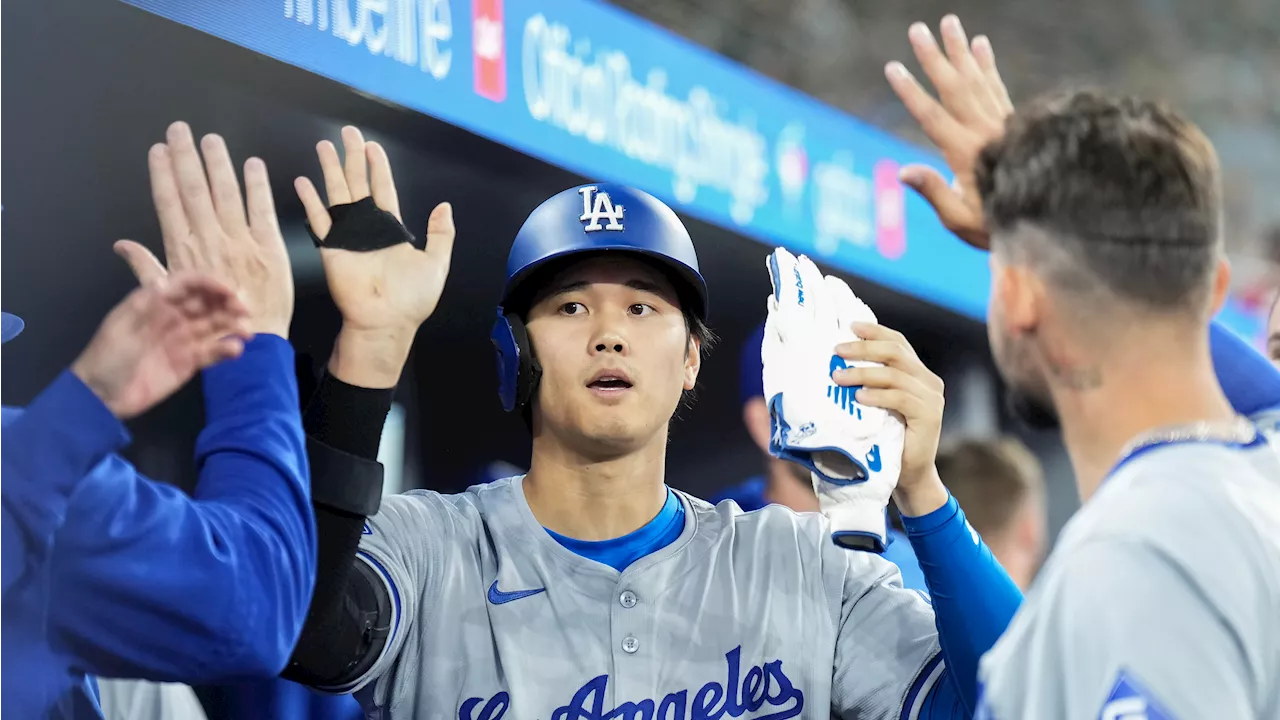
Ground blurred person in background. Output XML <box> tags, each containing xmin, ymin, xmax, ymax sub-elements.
<box><xmin>934</xmin><ymin>439</ymin><xmax>1046</xmax><ymax>591</ymax></box>
<box><xmin>1</xmin><ymin>122</ymin><xmax>314</xmax><ymax>720</ymax></box>
<box><xmin>713</xmin><ymin>322</ymin><xmax>929</xmax><ymax>592</ymax></box>
<box><xmin>1267</xmin><ymin>293</ymin><xmax>1280</xmax><ymax>369</ymax></box>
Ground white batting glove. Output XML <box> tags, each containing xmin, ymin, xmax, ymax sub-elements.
<box><xmin>762</xmin><ymin>248</ymin><xmax>906</xmax><ymax>552</ymax></box>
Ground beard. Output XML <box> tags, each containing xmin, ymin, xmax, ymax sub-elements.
<box><xmin>1004</xmin><ymin>383</ymin><xmax>1060</xmax><ymax>431</ymax></box>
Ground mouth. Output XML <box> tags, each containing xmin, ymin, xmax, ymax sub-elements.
<box><xmin>587</xmin><ymin>369</ymin><xmax>634</xmax><ymax>394</ymax></box>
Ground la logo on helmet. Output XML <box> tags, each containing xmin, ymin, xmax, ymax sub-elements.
<box><xmin>578</xmin><ymin>185</ymin><xmax>625</xmax><ymax>232</ymax></box>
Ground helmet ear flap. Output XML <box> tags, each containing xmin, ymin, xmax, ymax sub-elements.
<box><xmin>491</xmin><ymin>310</ymin><xmax>543</xmax><ymax>413</ymax></box>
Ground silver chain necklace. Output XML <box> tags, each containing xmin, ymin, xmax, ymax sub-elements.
<box><xmin>1116</xmin><ymin>416</ymin><xmax>1259</xmax><ymax>467</ymax></box>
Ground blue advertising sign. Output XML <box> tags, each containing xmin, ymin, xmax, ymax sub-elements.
<box><xmin>117</xmin><ymin>0</ymin><xmax>1264</xmax><ymax>343</ymax></box>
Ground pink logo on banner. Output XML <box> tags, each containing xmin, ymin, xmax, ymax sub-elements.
<box><xmin>473</xmin><ymin>0</ymin><xmax>506</xmax><ymax>102</ymax></box>
<box><xmin>874</xmin><ymin>160</ymin><xmax>906</xmax><ymax>260</ymax></box>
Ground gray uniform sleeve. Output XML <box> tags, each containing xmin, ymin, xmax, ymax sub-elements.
<box><xmin>326</xmin><ymin>491</ymin><xmax>453</xmax><ymax>696</ymax></box>
<box><xmin>96</xmin><ymin>679</ymin><xmax>209</xmax><ymax>720</ymax></box>
<box><xmin>831</xmin><ymin>547</ymin><xmax>944</xmax><ymax>719</ymax></box>
<box><xmin>1014</xmin><ymin>538</ymin><xmax>1255</xmax><ymax>719</ymax></box>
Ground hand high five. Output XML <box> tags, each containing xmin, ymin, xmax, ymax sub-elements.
<box><xmin>115</xmin><ymin>121</ymin><xmax>295</xmax><ymax>338</ymax></box>
<box><xmin>295</xmin><ymin>126</ymin><xmax>455</xmax><ymax>336</ymax></box>
<box><xmin>71</xmin><ymin>272</ymin><xmax>253</xmax><ymax>419</ymax></box>
<box><xmin>885</xmin><ymin>15</ymin><xmax>1013</xmax><ymax>250</ymax></box>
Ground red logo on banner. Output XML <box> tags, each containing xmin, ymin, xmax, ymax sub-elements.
<box><xmin>473</xmin><ymin>0</ymin><xmax>506</xmax><ymax>102</ymax></box>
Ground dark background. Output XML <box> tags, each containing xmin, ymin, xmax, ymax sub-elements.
<box><xmin>3</xmin><ymin>0</ymin><xmax>1067</xmax><ymax>520</ymax></box>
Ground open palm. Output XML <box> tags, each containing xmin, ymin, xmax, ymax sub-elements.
<box><xmin>885</xmin><ymin>16</ymin><xmax>1013</xmax><ymax>250</ymax></box>
<box><xmin>295</xmin><ymin>126</ymin><xmax>455</xmax><ymax>333</ymax></box>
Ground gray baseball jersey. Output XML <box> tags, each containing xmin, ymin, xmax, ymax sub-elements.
<box><xmin>332</xmin><ymin>476</ymin><xmax>947</xmax><ymax>719</ymax></box>
<box><xmin>976</xmin><ymin>423</ymin><xmax>1280</xmax><ymax>720</ymax></box>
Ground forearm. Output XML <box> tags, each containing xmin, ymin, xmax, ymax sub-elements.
<box><xmin>48</xmin><ymin>336</ymin><xmax>316</xmax><ymax>679</ymax></box>
<box><xmin>903</xmin><ymin>494</ymin><xmax>1022</xmax><ymax>713</ymax></box>
<box><xmin>1</xmin><ymin>372</ymin><xmax>130</xmax><ymax>594</ymax></box>
<box><xmin>284</xmin><ymin>368</ymin><xmax>394</xmax><ymax>686</ymax></box>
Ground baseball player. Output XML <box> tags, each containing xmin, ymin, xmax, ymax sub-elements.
<box><xmin>1</xmin><ymin>122</ymin><xmax>315</xmax><ymax>719</ymax></box>
<box><xmin>279</xmin><ymin>127</ymin><xmax>1022</xmax><ymax>719</ymax></box>
<box><xmin>886</xmin><ymin>16</ymin><xmax>1280</xmax><ymax>718</ymax></box>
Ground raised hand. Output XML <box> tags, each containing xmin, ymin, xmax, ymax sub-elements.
<box><xmin>295</xmin><ymin>126</ymin><xmax>456</xmax><ymax>386</ymax></box>
<box><xmin>885</xmin><ymin>15</ymin><xmax>1013</xmax><ymax>249</ymax></box>
<box><xmin>115</xmin><ymin>121</ymin><xmax>294</xmax><ymax>338</ymax></box>
<box><xmin>70</xmin><ymin>272</ymin><xmax>252</xmax><ymax>420</ymax></box>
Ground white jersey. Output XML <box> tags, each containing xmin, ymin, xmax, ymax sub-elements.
<box><xmin>337</xmin><ymin>476</ymin><xmax>946</xmax><ymax>719</ymax></box>
<box><xmin>977</xmin><ymin>421</ymin><xmax>1280</xmax><ymax>719</ymax></box>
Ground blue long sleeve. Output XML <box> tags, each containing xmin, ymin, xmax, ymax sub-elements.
<box><xmin>1</xmin><ymin>335</ymin><xmax>316</xmax><ymax>719</ymax></box>
<box><xmin>50</xmin><ymin>334</ymin><xmax>316</xmax><ymax>677</ymax></box>
<box><xmin>1</xmin><ymin>374</ymin><xmax>129</xmax><ymax>595</ymax></box>
<box><xmin>1210</xmin><ymin>320</ymin><xmax>1280</xmax><ymax>417</ymax></box>
<box><xmin>904</xmin><ymin>495</ymin><xmax>1023</xmax><ymax>717</ymax></box>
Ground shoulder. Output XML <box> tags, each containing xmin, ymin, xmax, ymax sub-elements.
<box><xmin>683</xmin><ymin>492</ymin><xmax>903</xmax><ymax>596</ymax></box>
<box><xmin>1082</xmin><ymin>440</ymin><xmax>1280</xmax><ymax>553</ymax></box>
<box><xmin>685</xmin><ymin>491</ymin><xmax>829</xmax><ymax>550</ymax></box>
<box><xmin>1052</xmin><ymin>439</ymin><xmax>1280</xmax><ymax>631</ymax></box>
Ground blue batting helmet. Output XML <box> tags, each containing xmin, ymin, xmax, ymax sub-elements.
<box><xmin>1</xmin><ymin>312</ymin><xmax>24</xmax><ymax>344</ymax></box>
<box><xmin>490</xmin><ymin>183</ymin><xmax>708</xmax><ymax>412</ymax></box>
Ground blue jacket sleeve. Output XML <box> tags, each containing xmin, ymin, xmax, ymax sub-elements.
<box><xmin>2</xmin><ymin>376</ymin><xmax>131</xmax><ymax>595</ymax></box>
<box><xmin>1210</xmin><ymin>320</ymin><xmax>1280</xmax><ymax>417</ymax></box>
<box><xmin>904</xmin><ymin>495</ymin><xmax>1023</xmax><ymax>717</ymax></box>
<box><xmin>42</xmin><ymin>335</ymin><xmax>316</xmax><ymax>681</ymax></box>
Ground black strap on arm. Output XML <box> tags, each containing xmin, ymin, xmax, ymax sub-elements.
<box><xmin>282</xmin><ymin>373</ymin><xmax>396</xmax><ymax>687</ymax></box>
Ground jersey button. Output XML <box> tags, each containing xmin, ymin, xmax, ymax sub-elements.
<box><xmin>621</xmin><ymin>636</ymin><xmax>640</xmax><ymax>654</ymax></box>
<box><xmin>619</xmin><ymin>590</ymin><xmax>638</xmax><ymax>608</ymax></box>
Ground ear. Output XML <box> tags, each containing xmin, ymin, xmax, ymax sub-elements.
<box><xmin>742</xmin><ymin>397</ymin><xmax>772</xmax><ymax>453</ymax></box>
<box><xmin>1207</xmin><ymin>255</ymin><xmax>1232</xmax><ymax>317</ymax></box>
<box><xmin>991</xmin><ymin>253</ymin><xmax>1042</xmax><ymax>335</ymax></box>
<box><xmin>683</xmin><ymin>334</ymin><xmax>702</xmax><ymax>391</ymax></box>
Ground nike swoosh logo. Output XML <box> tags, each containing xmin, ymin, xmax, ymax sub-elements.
<box><xmin>487</xmin><ymin>580</ymin><xmax>546</xmax><ymax>605</ymax></box>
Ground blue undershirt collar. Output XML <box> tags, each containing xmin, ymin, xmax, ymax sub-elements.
<box><xmin>545</xmin><ymin>488</ymin><xmax>685</xmax><ymax>572</ymax></box>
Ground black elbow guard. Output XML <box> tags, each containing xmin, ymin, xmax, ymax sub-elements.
<box><xmin>283</xmin><ymin>559</ymin><xmax>392</xmax><ymax>688</ymax></box>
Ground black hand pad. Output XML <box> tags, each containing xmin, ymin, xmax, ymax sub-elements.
<box><xmin>307</xmin><ymin>196</ymin><xmax>420</xmax><ymax>251</ymax></box>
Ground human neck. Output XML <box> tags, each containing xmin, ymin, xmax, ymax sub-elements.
<box><xmin>1053</xmin><ymin>324</ymin><xmax>1234</xmax><ymax>502</ymax></box>
<box><xmin>523</xmin><ymin>433</ymin><xmax>670</xmax><ymax>541</ymax></box>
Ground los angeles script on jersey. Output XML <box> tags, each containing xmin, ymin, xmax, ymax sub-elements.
<box><xmin>458</xmin><ymin>646</ymin><xmax>804</xmax><ymax>720</ymax></box>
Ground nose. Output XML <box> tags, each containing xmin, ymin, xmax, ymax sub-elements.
<box><xmin>590</xmin><ymin>326</ymin><xmax>629</xmax><ymax>355</ymax></box>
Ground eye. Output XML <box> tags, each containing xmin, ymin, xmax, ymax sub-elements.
<box><xmin>560</xmin><ymin>302</ymin><xmax>585</xmax><ymax>316</ymax></box>
<box><xmin>628</xmin><ymin>304</ymin><xmax>653</xmax><ymax>316</ymax></box>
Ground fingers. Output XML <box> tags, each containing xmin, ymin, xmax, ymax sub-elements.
<box><xmin>148</xmin><ymin>144</ymin><xmax>197</xmax><ymax>270</ymax></box>
<box><xmin>199</xmin><ymin>134</ymin><xmax>250</xmax><ymax>235</ymax></box>
<box><xmin>366</xmin><ymin>141</ymin><xmax>402</xmax><ymax>220</ymax></box>
<box><xmin>341</xmin><ymin>126</ymin><xmax>370</xmax><ymax>201</ymax></box>
<box><xmin>241</xmin><ymin>157</ymin><xmax>283</xmax><ymax>245</ymax></box>
<box><xmin>848</xmin><ymin>387</ymin><xmax>933</xmax><ymax>422</ymax></box>
<box><xmin>160</xmin><ymin>271</ymin><xmax>250</xmax><ymax>322</ymax></box>
<box><xmin>423</xmin><ymin>201</ymin><xmax>456</xmax><ymax>266</ymax></box>
<box><xmin>316</xmin><ymin>140</ymin><xmax>351</xmax><ymax>206</ymax></box>
<box><xmin>114</xmin><ymin>240</ymin><xmax>169</xmax><ymax>286</ymax></box>
<box><xmin>972</xmin><ymin>35</ymin><xmax>1013</xmax><ymax>114</ymax></box>
<box><xmin>165</xmin><ymin>122</ymin><xmax>223</xmax><ymax>241</ymax></box>
<box><xmin>194</xmin><ymin>335</ymin><xmax>247</xmax><ymax>369</ymax></box>
<box><xmin>884</xmin><ymin>61</ymin><xmax>966</xmax><ymax>151</ymax></box>
<box><xmin>295</xmin><ymin>176</ymin><xmax>332</xmax><ymax>240</ymax></box>
<box><xmin>835</xmin><ymin>323</ymin><xmax>945</xmax><ymax>393</ymax></box>
<box><xmin>898</xmin><ymin>165</ymin><xmax>978</xmax><ymax>233</ymax></box>
<box><xmin>907</xmin><ymin>21</ymin><xmax>982</xmax><ymax>125</ymax></box>
<box><xmin>938</xmin><ymin>15</ymin><xmax>998</xmax><ymax>118</ymax></box>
